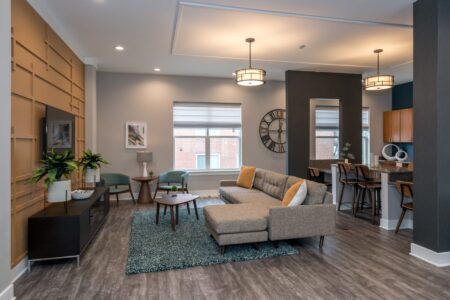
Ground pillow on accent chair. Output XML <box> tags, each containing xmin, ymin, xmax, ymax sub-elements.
<box><xmin>236</xmin><ymin>165</ymin><xmax>256</xmax><ymax>189</ymax></box>
<box><xmin>281</xmin><ymin>179</ymin><xmax>308</xmax><ymax>207</ymax></box>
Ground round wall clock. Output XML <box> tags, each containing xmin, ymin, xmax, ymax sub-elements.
<box><xmin>259</xmin><ymin>109</ymin><xmax>286</xmax><ymax>153</ymax></box>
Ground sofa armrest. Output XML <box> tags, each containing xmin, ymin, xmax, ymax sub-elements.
<box><xmin>269</xmin><ymin>204</ymin><xmax>336</xmax><ymax>241</ymax></box>
<box><xmin>220</xmin><ymin>180</ymin><xmax>237</xmax><ymax>187</ymax></box>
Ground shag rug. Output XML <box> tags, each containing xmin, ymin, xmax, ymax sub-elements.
<box><xmin>126</xmin><ymin>208</ymin><xmax>298</xmax><ymax>274</ymax></box>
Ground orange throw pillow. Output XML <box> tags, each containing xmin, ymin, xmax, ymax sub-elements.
<box><xmin>281</xmin><ymin>179</ymin><xmax>307</xmax><ymax>207</ymax></box>
<box><xmin>236</xmin><ymin>166</ymin><xmax>256</xmax><ymax>189</ymax></box>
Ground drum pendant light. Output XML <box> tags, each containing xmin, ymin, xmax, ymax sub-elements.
<box><xmin>363</xmin><ymin>49</ymin><xmax>394</xmax><ymax>91</ymax></box>
<box><xmin>235</xmin><ymin>38</ymin><xmax>266</xmax><ymax>86</ymax></box>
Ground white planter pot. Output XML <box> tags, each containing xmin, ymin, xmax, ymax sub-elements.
<box><xmin>47</xmin><ymin>180</ymin><xmax>72</xmax><ymax>202</ymax></box>
<box><xmin>85</xmin><ymin>168</ymin><xmax>101</xmax><ymax>183</ymax></box>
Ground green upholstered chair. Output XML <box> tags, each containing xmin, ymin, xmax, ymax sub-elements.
<box><xmin>153</xmin><ymin>171</ymin><xmax>189</xmax><ymax>199</ymax></box>
<box><xmin>99</xmin><ymin>173</ymin><xmax>135</xmax><ymax>205</ymax></box>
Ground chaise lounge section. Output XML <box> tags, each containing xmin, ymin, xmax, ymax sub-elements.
<box><xmin>204</xmin><ymin>168</ymin><xmax>336</xmax><ymax>253</ymax></box>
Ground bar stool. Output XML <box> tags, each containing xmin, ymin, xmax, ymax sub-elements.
<box><xmin>337</xmin><ymin>162</ymin><xmax>359</xmax><ymax>211</ymax></box>
<box><xmin>354</xmin><ymin>164</ymin><xmax>381</xmax><ymax>224</ymax></box>
<box><xmin>308</xmin><ymin>167</ymin><xmax>332</xmax><ymax>187</ymax></box>
<box><xmin>395</xmin><ymin>181</ymin><xmax>414</xmax><ymax>234</ymax></box>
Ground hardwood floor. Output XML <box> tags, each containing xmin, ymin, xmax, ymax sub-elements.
<box><xmin>15</xmin><ymin>199</ymin><xmax>450</xmax><ymax>300</ymax></box>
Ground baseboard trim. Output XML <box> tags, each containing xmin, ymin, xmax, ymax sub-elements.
<box><xmin>0</xmin><ymin>284</ymin><xmax>14</xmax><ymax>300</ymax></box>
<box><xmin>379</xmin><ymin>218</ymin><xmax>413</xmax><ymax>231</ymax></box>
<box><xmin>410</xmin><ymin>243</ymin><xmax>450</xmax><ymax>267</ymax></box>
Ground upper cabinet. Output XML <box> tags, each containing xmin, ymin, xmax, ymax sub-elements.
<box><xmin>383</xmin><ymin>108</ymin><xmax>413</xmax><ymax>143</ymax></box>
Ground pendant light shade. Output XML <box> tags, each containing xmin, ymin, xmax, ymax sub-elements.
<box><xmin>235</xmin><ymin>38</ymin><xmax>266</xmax><ymax>86</ymax></box>
<box><xmin>363</xmin><ymin>49</ymin><xmax>394</xmax><ymax>91</ymax></box>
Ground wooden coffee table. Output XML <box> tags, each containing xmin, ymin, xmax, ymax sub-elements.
<box><xmin>155</xmin><ymin>194</ymin><xmax>199</xmax><ymax>231</ymax></box>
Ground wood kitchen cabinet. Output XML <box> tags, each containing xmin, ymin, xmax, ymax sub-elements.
<box><xmin>383</xmin><ymin>108</ymin><xmax>413</xmax><ymax>143</ymax></box>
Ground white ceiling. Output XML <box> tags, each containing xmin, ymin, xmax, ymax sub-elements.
<box><xmin>28</xmin><ymin>0</ymin><xmax>415</xmax><ymax>83</ymax></box>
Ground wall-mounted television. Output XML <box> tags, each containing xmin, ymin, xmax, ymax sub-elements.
<box><xmin>41</xmin><ymin>106</ymin><xmax>75</xmax><ymax>158</ymax></box>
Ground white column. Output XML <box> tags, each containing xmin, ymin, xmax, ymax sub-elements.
<box><xmin>85</xmin><ymin>63</ymin><xmax>97</xmax><ymax>152</ymax></box>
<box><xmin>0</xmin><ymin>0</ymin><xmax>13</xmax><ymax>298</ymax></box>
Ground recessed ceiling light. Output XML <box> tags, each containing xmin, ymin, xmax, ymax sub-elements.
<box><xmin>299</xmin><ymin>44</ymin><xmax>306</xmax><ymax>50</ymax></box>
<box><xmin>114</xmin><ymin>45</ymin><xmax>124</xmax><ymax>51</ymax></box>
<box><xmin>153</xmin><ymin>68</ymin><xmax>161</xmax><ymax>72</ymax></box>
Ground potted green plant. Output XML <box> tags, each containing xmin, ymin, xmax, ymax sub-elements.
<box><xmin>30</xmin><ymin>149</ymin><xmax>78</xmax><ymax>202</ymax></box>
<box><xmin>170</xmin><ymin>185</ymin><xmax>178</xmax><ymax>197</ymax></box>
<box><xmin>148</xmin><ymin>170</ymin><xmax>154</xmax><ymax>178</ymax></box>
<box><xmin>79</xmin><ymin>149</ymin><xmax>108</xmax><ymax>183</ymax></box>
<box><xmin>340</xmin><ymin>142</ymin><xmax>355</xmax><ymax>163</ymax></box>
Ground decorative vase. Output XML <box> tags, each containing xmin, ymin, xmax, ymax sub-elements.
<box><xmin>85</xmin><ymin>168</ymin><xmax>101</xmax><ymax>183</ymax></box>
<box><xmin>47</xmin><ymin>180</ymin><xmax>72</xmax><ymax>203</ymax></box>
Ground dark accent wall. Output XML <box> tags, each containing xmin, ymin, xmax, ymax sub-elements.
<box><xmin>393</xmin><ymin>82</ymin><xmax>414</xmax><ymax>160</ymax></box>
<box><xmin>392</xmin><ymin>82</ymin><xmax>413</xmax><ymax>109</ymax></box>
<box><xmin>286</xmin><ymin>71</ymin><xmax>362</xmax><ymax>178</ymax></box>
<box><xmin>413</xmin><ymin>0</ymin><xmax>450</xmax><ymax>252</ymax></box>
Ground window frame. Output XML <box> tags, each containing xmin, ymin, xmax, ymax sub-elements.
<box><xmin>173</xmin><ymin>127</ymin><xmax>242</xmax><ymax>172</ymax></box>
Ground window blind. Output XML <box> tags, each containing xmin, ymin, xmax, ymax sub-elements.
<box><xmin>173</xmin><ymin>102</ymin><xmax>242</xmax><ymax>128</ymax></box>
<box><xmin>315</xmin><ymin>106</ymin><xmax>369</xmax><ymax>129</ymax></box>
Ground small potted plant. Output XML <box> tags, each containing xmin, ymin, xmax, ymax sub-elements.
<box><xmin>340</xmin><ymin>142</ymin><xmax>355</xmax><ymax>163</ymax></box>
<box><xmin>31</xmin><ymin>149</ymin><xmax>78</xmax><ymax>202</ymax></box>
<box><xmin>148</xmin><ymin>170</ymin><xmax>154</xmax><ymax>178</ymax></box>
<box><xmin>79</xmin><ymin>149</ymin><xmax>108</xmax><ymax>184</ymax></box>
<box><xmin>170</xmin><ymin>185</ymin><xmax>178</xmax><ymax>197</ymax></box>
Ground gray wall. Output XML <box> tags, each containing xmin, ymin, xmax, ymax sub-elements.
<box><xmin>97</xmin><ymin>72</ymin><xmax>285</xmax><ymax>191</ymax></box>
<box><xmin>413</xmin><ymin>0</ymin><xmax>450</xmax><ymax>252</ymax></box>
<box><xmin>286</xmin><ymin>71</ymin><xmax>362</xmax><ymax>178</ymax></box>
<box><xmin>0</xmin><ymin>0</ymin><xmax>12</xmax><ymax>296</ymax></box>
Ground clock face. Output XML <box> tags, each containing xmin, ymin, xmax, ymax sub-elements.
<box><xmin>259</xmin><ymin>109</ymin><xmax>286</xmax><ymax>153</ymax></box>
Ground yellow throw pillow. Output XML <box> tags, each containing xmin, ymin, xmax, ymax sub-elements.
<box><xmin>236</xmin><ymin>166</ymin><xmax>256</xmax><ymax>189</ymax></box>
<box><xmin>281</xmin><ymin>179</ymin><xmax>307</xmax><ymax>207</ymax></box>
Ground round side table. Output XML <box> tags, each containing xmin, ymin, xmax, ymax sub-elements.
<box><xmin>132</xmin><ymin>176</ymin><xmax>157</xmax><ymax>204</ymax></box>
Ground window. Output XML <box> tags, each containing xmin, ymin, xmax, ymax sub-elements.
<box><xmin>173</xmin><ymin>103</ymin><xmax>242</xmax><ymax>171</ymax></box>
<box><xmin>315</xmin><ymin>106</ymin><xmax>339</xmax><ymax>159</ymax></box>
<box><xmin>362</xmin><ymin>108</ymin><xmax>370</xmax><ymax>164</ymax></box>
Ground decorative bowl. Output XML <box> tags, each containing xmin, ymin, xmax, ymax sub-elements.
<box><xmin>71</xmin><ymin>189</ymin><xmax>94</xmax><ymax>200</ymax></box>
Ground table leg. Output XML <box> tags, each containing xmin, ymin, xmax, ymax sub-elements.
<box><xmin>170</xmin><ymin>206</ymin><xmax>175</xmax><ymax>231</ymax></box>
<box><xmin>176</xmin><ymin>205</ymin><xmax>179</xmax><ymax>225</ymax></box>
<box><xmin>193</xmin><ymin>199</ymin><xmax>199</xmax><ymax>220</ymax></box>
<box><xmin>186</xmin><ymin>202</ymin><xmax>191</xmax><ymax>214</ymax></box>
<box><xmin>156</xmin><ymin>202</ymin><xmax>160</xmax><ymax>224</ymax></box>
<box><xmin>138</xmin><ymin>181</ymin><xmax>152</xmax><ymax>204</ymax></box>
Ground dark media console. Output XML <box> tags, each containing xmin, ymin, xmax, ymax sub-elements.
<box><xmin>27</xmin><ymin>187</ymin><xmax>109</xmax><ymax>271</ymax></box>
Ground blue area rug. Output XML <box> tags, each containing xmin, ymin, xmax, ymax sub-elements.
<box><xmin>126</xmin><ymin>208</ymin><xmax>298</xmax><ymax>274</ymax></box>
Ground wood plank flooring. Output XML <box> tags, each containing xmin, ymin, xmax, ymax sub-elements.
<box><xmin>15</xmin><ymin>199</ymin><xmax>450</xmax><ymax>300</ymax></box>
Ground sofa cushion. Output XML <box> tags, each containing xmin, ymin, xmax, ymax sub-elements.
<box><xmin>204</xmin><ymin>204</ymin><xmax>269</xmax><ymax>234</ymax></box>
<box><xmin>219</xmin><ymin>186</ymin><xmax>260</xmax><ymax>204</ymax></box>
<box><xmin>231</xmin><ymin>191</ymin><xmax>281</xmax><ymax>207</ymax></box>
<box><xmin>253</xmin><ymin>168</ymin><xmax>266</xmax><ymax>191</ymax></box>
<box><xmin>260</xmin><ymin>170</ymin><xmax>288</xmax><ymax>200</ymax></box>
<box><xmin>284</xmin><ymin>176</ymin><xmax>327</xmax><ymax>205</ymax></box>
<box><xmin>281</xmin><ymin>179</ymin><xmax>307</xmax><ymax>207</ymax></box>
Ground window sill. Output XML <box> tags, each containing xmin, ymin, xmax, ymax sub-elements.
<box><xmin>187</xmin><ymin>169</ymin><xmax>240</xmax><ymax>176</ymax></box>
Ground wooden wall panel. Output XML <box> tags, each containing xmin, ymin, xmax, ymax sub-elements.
<box><xmin>11</xmin><ymin>0</ymin><xmax>85</xmax><ymax>266</ymax></box>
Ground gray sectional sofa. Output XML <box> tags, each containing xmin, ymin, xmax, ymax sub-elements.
<box><xmin>204</xmin><ymin>168</ymin><xmax>336</xmax><ymax>254</ymax></box>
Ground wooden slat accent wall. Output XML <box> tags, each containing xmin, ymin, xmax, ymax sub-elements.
<box><xmin>11</xmin><ymin>0</ymin><xmax>85</xmax><ymax>267</ymax></box>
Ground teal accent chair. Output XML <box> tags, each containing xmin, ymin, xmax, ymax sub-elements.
<box><xmin>99</xmin><ymin>173</ymin><xmax>135</xmax><ymax>205</ymax></box>
<box><xmin>153</xmin><ymin>171</ymin><xmax>190</xmax><ymax>199</ymax></box>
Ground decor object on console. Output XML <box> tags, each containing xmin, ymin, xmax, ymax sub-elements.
<box><xmin>259</xmin><ymin>109</ymin><xmax>286</xmax><ymax>153</ymax></box>
<box><xmin>363</xmin><ymin>49</ymin><xmax>394</xmax><ymax>90</ymax></box>
<box><xmin>235</xmin><ymin>38</ymin><xmax>266</xmax><ymax>86</ymax></box>
<box><xmin>340</xmin><ymin>142</ymin><xmax>355</xmax><ymax>163</ymax></box>
<box><xmin>126</xmin><ymin>121</ymin><xmax>147</xmax><ymax>149</ymax></box>
<box><xmin>30</xmin><ymin>149</ymin><xmax>77</xmax><ymax>202</ymax></box>
<box><xmin>71</xmin><ymin>189</ymin><xmax>94</xmax><ymax>200</ymax></box>
<box><xmin>137</xmin><ymin>151</ymin><xmax>153</xmax><ymax>177</ymax></box>
<box><xmin>79</xmin><ymin>149</ymin><xmax>108</xmax><ymax>183</ymax></box>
